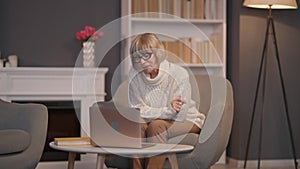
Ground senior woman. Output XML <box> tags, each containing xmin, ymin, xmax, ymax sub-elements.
<box><xmin>128</xmin><ymin>33</ymin><xmax>205</xmax><ymax>169</ymax></box>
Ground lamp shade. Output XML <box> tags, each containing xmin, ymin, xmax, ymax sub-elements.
<box><xmin>243</xmin><ymin>0</ymin><xmax>298</xmax><ymax>9</ymax></box>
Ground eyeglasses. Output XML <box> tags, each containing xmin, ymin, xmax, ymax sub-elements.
<box><xmin>132</xmin><ymin>52</ymin><xmax>153</xmax><ymax>63</ymax></box>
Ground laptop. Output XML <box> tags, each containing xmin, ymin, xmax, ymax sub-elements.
<box><xmin>90</xmin><ymin>102</ymin><xmax>153</xmax><ymax>148</ymax></box>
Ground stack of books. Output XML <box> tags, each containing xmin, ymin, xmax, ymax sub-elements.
<box><xmin>54</xmin><ymin>137</ymin><xmax>91</xmax><ymax>146</ymax></box>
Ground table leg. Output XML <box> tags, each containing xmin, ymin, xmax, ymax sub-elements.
<box><xmin>68</xmin><ymin>152</ymin><xmax>77</xmax><ymax>169</ymax></box>
<box><xmin>96</xmin><ymin>154</ymin><xmax>106</xmax><ymax>169</ymax></box>
<box><xmin>166</xmin><ymin>153</ymin><xmax>179</xmax><ymax>169</ymax></box>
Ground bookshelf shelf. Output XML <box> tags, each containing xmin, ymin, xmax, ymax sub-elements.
<box><xmin>121</xmin><ymin>0</ymin><xmax>226</xmax><ymax>77</ymax></box>
<box><xmin>180</xmin><ymin>63</ymin><xmax>223</xmax><ymax>68</ymax></box>
<box><xmin>131</xmin><ymin>17</ymin><xmax>224</xmax><ymax>24</ymax></box>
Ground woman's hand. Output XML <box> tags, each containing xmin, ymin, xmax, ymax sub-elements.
<box><xmin>171</xmin><ymin>98</ymin><xmax>186</xmax><ymax>113</ymax></box>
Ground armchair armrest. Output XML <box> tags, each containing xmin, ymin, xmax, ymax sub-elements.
<box><xmin>190</xmin><ymin>80</ymin><xmax>234</xmax><ymax>169</ymax></box>
<box><xmin>0</xmin><ymin>129</ymin><xmax>31</xmax><ymax>155</ymax></box>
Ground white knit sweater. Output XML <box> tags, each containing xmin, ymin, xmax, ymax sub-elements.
<box><xmin>128</xmin><ymin>60</ymin><xmax>205</xmax><ymax>128</ymax></box>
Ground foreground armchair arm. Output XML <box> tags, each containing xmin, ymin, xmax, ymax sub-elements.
<box><xmin>0</xmin><ymin>100</ymin><xmax>48</xmax><ymax>169</ymax></box>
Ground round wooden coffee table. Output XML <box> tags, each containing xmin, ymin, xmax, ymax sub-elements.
<box><xmin>50</xmin><ymin>142</ymin><xmax>193</xmax><ymax>169</ymax></box>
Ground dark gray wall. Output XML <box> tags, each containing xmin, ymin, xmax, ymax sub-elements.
<box><xmin>228</xmin><ymin>0</ymin><xmax>300</xmax><ymax>160</ymax></box>
<box><xmin>0</xmin><ymin>0</ymin><xmax>121</xmax><ymax>100</ymax></box>
<box><xmin>1</xmin><ymin>0</ymin><xmax>300</xmax><ymax>161</ymax></box>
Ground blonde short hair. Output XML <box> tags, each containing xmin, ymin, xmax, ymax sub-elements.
<box><xmin>130</xmin><ymin>33</ymin><xmax>166</xmax><ymax>64</ymax></box>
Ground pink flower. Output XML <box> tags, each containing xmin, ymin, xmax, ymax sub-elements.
<box><xmin>76</xmin><ymin>26</ymin><xmax>104</xmax><ymax>42</ymax></box>
<box><xmin>84</xmin><ymin>26</ymin><xmax>96</xmax><ymax>37</ymax></box>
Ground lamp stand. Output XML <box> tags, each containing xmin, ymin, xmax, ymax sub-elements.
<box><xmin>243</xmin><ymin>7</ymin><xmax>298</xmax><ymax>169</ymax></box>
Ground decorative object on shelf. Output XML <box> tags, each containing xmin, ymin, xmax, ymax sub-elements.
<box><xmin>8</xmin><ymin>55</ymin><xmax>18</xmax><ymax>67</ymax></box>
<box><xmin>82</xmin><ymin>41</ymin><xmax>95</xmax><ymax>67</ymax></box>
<box><xmin>5</xmin><ymin>61</ymin><xmax>11</xmax><ymax>67</ymax></box>
<box><xmin>1</xmin><ymin>58</ymin><xmax>10</xmax><ymax>67</ymax></box>
<box><xmin>76</xmin><ymin>26</ymin><xmax>104</xmax><ymax>67</ymax></box>
<box><xmin>0</xmin><ymin>50</ymin><xmax>3</xmax><ymax>68</ymax></box>
<box><xmin>242</xmin><ymin>1</ymin><xmax>298</xmax><ymax>169</ymax></box>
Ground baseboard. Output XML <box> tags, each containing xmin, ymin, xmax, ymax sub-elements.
<box><xmin>227</xmin><ymin>157</ymin><xmax>299</xmax><ymax>168</ymax></box>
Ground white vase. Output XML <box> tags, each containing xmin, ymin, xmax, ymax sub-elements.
<box><xmin>83</xmin><ymin>41</ymin><xmax>95</xmax><ymax>67</ymax></box>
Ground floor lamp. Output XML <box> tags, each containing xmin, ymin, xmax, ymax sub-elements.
<box><xmin>242</xmin><ymin>0</ymin><xmax>298</xmax><ymax>169</ymax></box>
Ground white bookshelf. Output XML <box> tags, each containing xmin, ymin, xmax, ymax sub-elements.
<box><xmin>121</xmin><ymin>0</ymin><xmax>226</xmax><ymax>78</ymax></box>
<box><xmin>121</xmin><ymin>0</ymin><xmax>227</xmax><ymax>164</ymax></box>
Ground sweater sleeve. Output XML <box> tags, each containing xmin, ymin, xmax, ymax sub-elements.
<box><xmin>170</xmin><ymin>75</ymin><xmax>191</xmax><ymax>121</ymax></box>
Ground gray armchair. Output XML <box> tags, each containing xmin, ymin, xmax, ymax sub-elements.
<box><xmin>0</xmin><ymin>100</ymin><xmax>48</xmax><ymax>169</ymax></box>
<box><xmin>105</xmin><ymin>74</ymin><xmax>234</xmax><ymax>169</ymax></box>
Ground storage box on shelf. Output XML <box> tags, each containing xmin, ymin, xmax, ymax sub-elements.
<box><xmin>121</xmin><ymin>0</ymin><xmax>226</xmax><ymax>77</ymax></box>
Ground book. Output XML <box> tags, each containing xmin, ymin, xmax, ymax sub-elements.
<box><xmin>193</xmin><ymin>0</ymin><xmax>204</xmax><ymax>19</ymax></box>
<box><xmin>163</xmin><ymin>40</ymin><xmax>182</xmax><ymax>63</ymax></box>
<box><xmin>148</xmin><ymin>0</ymin><xmax>159</xmax><ymax>17</ymax></box>
<box><xmin>179</xmin><ymin>37</ymin><xmax>191</xmax><ymax>63</ymax></box>
<box><xmin>190</xmin><ymin>38</ymin><xmax>201</xmax><ymax>64</ymax></box>
<box><xmin>205</xmin><ymin>0</ymin><xmax>217</xmax><ymax>19</ymax></box>
<box><xmin>54</xmin><ymin>137</ymin><xmax>91</xmax><ymax>146</ymax></box>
